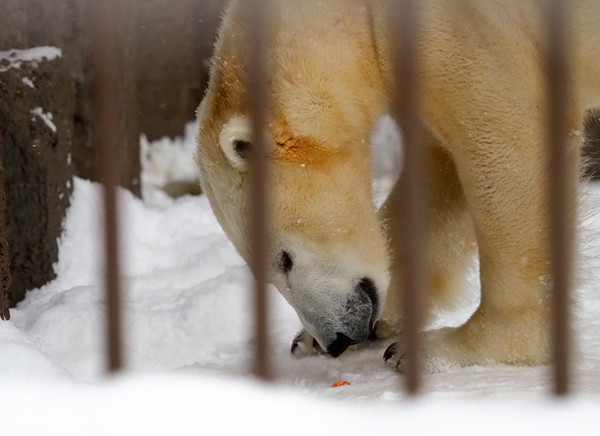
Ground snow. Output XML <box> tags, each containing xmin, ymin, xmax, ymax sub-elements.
<box><xmin>140</xmin><ymin>123</ymin><xmax>201</xmax><ymax>202</ymax></box>
<box><xmin>22</xmin><ymin>77</ymin><xmax>35</xmax><ymax>88</ymax></box>
<box><xmin>4</xmin><ymin>376</ymin><xmax>599</xmax><ymax>435</ymax></box>
<box><xmin>0</xmin><ymin>46</ymin><xmax>62</xmax><ymax>72</ymax></box>
<box><xmin>2</xmin><ymin>118</ymin><xmax>600</xmax><ymax>430</ymax></box>
<box><xmin>31</xmin><ymin>107</ymin><xmax>57</xmax><ymax>132</ymax></box>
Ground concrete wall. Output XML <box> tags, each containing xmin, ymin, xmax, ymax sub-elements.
<box><xmin>0</xmin><ymin>51</ymin><xmax>75</xmax><ymax>306</ymax></box>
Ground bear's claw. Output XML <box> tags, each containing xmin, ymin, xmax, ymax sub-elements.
<box><xmin>291</xmin><ymin>329</ymin><xmax>324</xmax><ymax>357</ymax></box>
<box><xmin>383</xmin><ymin>342</ymin><xmax>397</xmax><ymax>362</ymax></box>
<box><xmin>383</xmin><ymin>341</ymin><xmax>406</xmax><ymax>372</ymax></box>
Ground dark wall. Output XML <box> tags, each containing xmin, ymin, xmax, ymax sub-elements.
<box><xmin>2</xmin><ymin>0</ymin><xmax>141</xmax><ymax>194</ymax></box>
<box><xmin>2</xmin><ymin>0</ymin><xmax>226</xmax><ymax>191</ymax></box>
<box><xmin>0</xmin><ymin>0</ymin><xmax>225</xmax><ymax>309</ymax></box>
<box><xmin>136</xmin><ymin>0</ymin><xmax>225</xmax><ymax>141</ymax></box>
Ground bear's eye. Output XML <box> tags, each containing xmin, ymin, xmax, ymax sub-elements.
<box><xmin>279</xmin><ymin>251</ymin><xmax>293</xmax><ymax>274</ymax></box>
<box><xmin>232</xmin><ymin>139</ymin><xmax>251</xmax><ymax>159</ymax></box>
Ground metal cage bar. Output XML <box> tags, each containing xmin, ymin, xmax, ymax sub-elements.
<box><xmin>392</xmin><ymin>0</ymin><xmax>426</xmax><ymax>395</ymax></box>
<box><xmin>246</xmin><ymin>0</ymin><xmax>273</xmax><ymax>381</ymax></box>
<box><xmin>92</xmin><ymin>0</ymin><xmax>124</xmax><ymax>374</ymax></box>
<box><xmin>546</xmin><ymin>0</ymin><xmax>572</xmax><ymax>396</ymax></box>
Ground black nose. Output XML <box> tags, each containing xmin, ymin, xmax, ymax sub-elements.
<box><xmin>326</xmin><ymin>332</ymin><xmax>354</xmax><ymax>358</ymax></box>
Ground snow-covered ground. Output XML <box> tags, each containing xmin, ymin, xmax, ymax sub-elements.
<box><xmin>2</xmin><ymin>118</ymin><xmax>600</xmax><ymax>432</ymax></box>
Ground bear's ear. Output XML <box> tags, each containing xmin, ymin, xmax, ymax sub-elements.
<box><xmin>219</xmin><ymin>116</ymin><xmax>252</xmax><ymax>170</ymax></box>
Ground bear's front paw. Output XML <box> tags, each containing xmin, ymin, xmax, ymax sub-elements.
<box><xmin>383</xmin><ymin>329</ymin><xmax>467</xmax><ymax>374</ymax></box>
<box><xmin>373</xmin><ymin>319</ymin><xmax>400</xmax><ymax>339</ymax></box>
<box><xmin>290</xmin><ymin>329</ymin><xmax>324</xmax><ymax>357</ymax></box>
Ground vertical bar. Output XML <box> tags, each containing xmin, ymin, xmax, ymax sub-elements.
<box><xmin>92</xmin><ymin>0</ymin><xmax>124</xmax><ymax>373</ymax></box>
<box><xmin>391</xmin><ymin>0</ymin><xmax>425</xmax><ymax>394</ymax></box>
<box><xmin>546</xmin><ymin>0</ymin><xmax>571</xmax><ymax>396</ymax></box>
<box><xmin>245</xmin><ymin>0</ymin><xmax>272</xmax><ymax>381</ymax></box>
<box><xmin>0</xmin><ymin>133</ymin><xmax>9</xmax><ymax>321</ymax></box>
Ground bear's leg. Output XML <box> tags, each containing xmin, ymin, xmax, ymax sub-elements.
<box><xmin>385</xmin><ymin>122</ymin><xmax>579</xmax><ymax>373</ymax></box>
<box><xmin>375</xmin><ymin>129</ymin><xmax>477</xmax><ymax>339</ymax></box>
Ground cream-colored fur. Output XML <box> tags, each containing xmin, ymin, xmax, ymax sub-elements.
<box><xmin>197</xmin><ymin>0</ymin><xmax>600</xmax><ymax>371</ymax></box>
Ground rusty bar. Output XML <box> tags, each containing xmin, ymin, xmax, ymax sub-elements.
<box><xmin>546</xmin><ymin>0</ymin><xmax>572</xmax><ymax>396</ymax></box>
<box><xmin>392</xmin><ymin>0</ymin><xmax>425</xmax><ymax>394</ymax></box>
<box><xmin>245</xmin><ymin>0</ymin><xmax>272</xmax><ymax>381</ymax></box>
<box><xmin>91</xmin><ymin>0</ymin><xmax>124</xmax><ymax>373</ymax></box>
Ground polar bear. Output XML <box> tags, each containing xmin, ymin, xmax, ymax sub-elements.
<box><xmin>197</xmin><ymin>0</ymin><xmax>600</xmax><ymax>372</ymax></box>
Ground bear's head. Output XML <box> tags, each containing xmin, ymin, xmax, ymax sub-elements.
<box><xmin>196</xmin><ymin>1</ymin><xmax>390</xmax><ymax>357</ymax></box>
<box><xmin>198</xmin><ymin>106</ymin><xmax>391</xmax><ymax>357</ymax></box>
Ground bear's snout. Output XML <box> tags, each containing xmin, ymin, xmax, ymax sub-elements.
<box><xmin>323</xmin><ymin>277</ymin><xmax>379</xmax><ymax>358</ymax></box>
